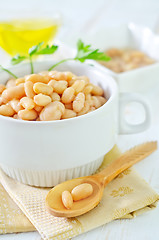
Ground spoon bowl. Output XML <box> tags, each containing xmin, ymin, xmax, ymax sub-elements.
<box><xmin>46</xmin><ymin>177</ymin><xmax>104</xmax><ymax>217</ymax></box>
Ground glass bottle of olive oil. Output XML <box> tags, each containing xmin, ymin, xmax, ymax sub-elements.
<box><xmin>0</xmin><ymin>18</ymin><xmax>59</xmax><ymax>56</ymax></box>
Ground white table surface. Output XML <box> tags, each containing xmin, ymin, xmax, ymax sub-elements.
<box><xmin>0</xmin><ymin>0</ymin><xmax>159</xmax><ymax>239</ymax></box>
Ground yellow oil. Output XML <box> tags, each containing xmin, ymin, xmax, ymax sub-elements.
<box><xmin>0</xmin><ymin>19</ymin><xmax>59</xmax><ymax>56</ymax></box>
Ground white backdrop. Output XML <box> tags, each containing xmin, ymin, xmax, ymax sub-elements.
<box><xmin>0</xmin><ymin>1</ymin><xmax>159</xmax><ymax>239</ymax></box>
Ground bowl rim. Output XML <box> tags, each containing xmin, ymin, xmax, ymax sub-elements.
<box><xmin>0</xmin><ymin>60</ymin><xmax>118</xmax><ymax>125</ymax></box>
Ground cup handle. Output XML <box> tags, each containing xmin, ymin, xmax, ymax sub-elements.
<box><xmin>119</xmin><ymin>92</ymin><xmax>151</xmax><ymax>134</ymax></box>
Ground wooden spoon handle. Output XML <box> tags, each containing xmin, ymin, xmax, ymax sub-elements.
<box><xmin>96</xmin><ymin>141</ymin><xmax>157</xmax><ymax>187</ymax></box>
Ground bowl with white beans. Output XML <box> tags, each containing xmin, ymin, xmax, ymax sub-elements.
<box><xmin>0</xmin><ymin>60</ymin><xmax>151</xmax><ymax>187</ymax></box>
<box><xmin>70</xmin><ymin>24</ymin><xmax>159</xmax><ymax>96</ymax></box>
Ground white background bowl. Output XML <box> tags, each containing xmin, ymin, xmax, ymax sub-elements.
<box><xmin>66</xmin><ymin>23</ymin><xmax>159</xmax><ymax>94</ymax></box>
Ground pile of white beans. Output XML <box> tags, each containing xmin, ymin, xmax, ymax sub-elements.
<box><xmin>100</xmin><ymin>48</ymin><xmax>155</xmax><ymax>73</ymax></box>
<box><xmin>0</xmin><ymin>71</ymin><xmax>107</xmax><ymax>121</ymax></box>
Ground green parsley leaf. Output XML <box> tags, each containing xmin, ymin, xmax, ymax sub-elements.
<box><xmin>29</xmin><ymin>42</ymin><xmax>44</xmax><ymax>56</ymax></box>
<box><xmin>77</xmin><ymin>39</ymin><xmax>91</xmax><ymax>53</ymax></box>
<box><xmin>35</xmin><ymin>45</ymin><xmax>58</xmax><ymax>55</ymax></box>
<box><xmin>75</xmin><ymin>39</ymin><xmax>110</xmax><ymax>62</ymax></box>
<box><xmin>11</xmin><ymin>54</ymin><xmax>27</xmax><ymax>65</ymax></box>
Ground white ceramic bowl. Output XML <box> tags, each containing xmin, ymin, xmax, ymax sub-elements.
<box><xmin>65</xmin><ymin>23</ymin><xmax>159</xmax><ymax>95</ymax></box>
<box><xmin>0</xmin><ymin>60</ymin><xmax>151</xmax><ymax>187</ymax></box>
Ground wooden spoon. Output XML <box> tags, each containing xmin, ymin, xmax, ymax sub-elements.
<box><xmin>46</xmin><ymin>141</ymin><xmax>157</xmax><ymax>218</ymax></box>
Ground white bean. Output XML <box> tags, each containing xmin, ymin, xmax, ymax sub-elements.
<box><xmin>62</xmin><ymin>191</ymin><xmax>73</xmax><ymax>209</ymax></box>
<box><xmin>33</xmin><ymin>82</ymin><xmax>53</xmax><ymax>95</ymax></box>
<box><xmin>20</xmin><ymin>97</ymin><xmax>35</xmax><ymax>110</ymax></box>
<box><xmin>34</xmin><ymin>94</ymin><xmax>51</xmax><ymax>106</ymax></box>
<box><xmin>39</xmin><ymin>102</ymin><xmax>62</xmax><ymax>121</ymax></box>
<box><xmin>18</xmin><ymin>109</ymin><xmax>38</xmax><ymax>120</ymax></box>
<box><xmin>1</xmin><ymin>84</ymin><xmax>25</xmax><ymax>103</ymax></box>
<box><xmin>62</xmin><ymin>87</ymin><xmax>75</xmax><ymax>103</ymax></box>
<box><xmin>0</xmin><ymin>104</ymin><xmax>15</xmax><ymax>117</ymax></box>
<box><xmin>71</xmin><ymin>183</ymin><xmax>93</xmax><ymax>201</ymax></box>
<box><xmin>62</xmin><ymin>109</ymin><xmax>76</xmax><ymax>119</ymax></box>
<box><xmin>73</xmin><ymin>92</ymin><xmax>85</xmax><ymax>113</ymax></box>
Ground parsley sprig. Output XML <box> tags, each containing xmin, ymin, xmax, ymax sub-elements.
<box><xmin>48</xmin><ymin>39</ymin><xmax>110</xmax><ymax>70</ymax></box>
<box><xmin>11</xmin><ymin>42</ymin><xmax>58</xmax><ymax>74</ymax></box>
<box><xmin>0</xmin><ymin>40</ymin><xmax>110</xmax><ymax>78</ymax></box>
